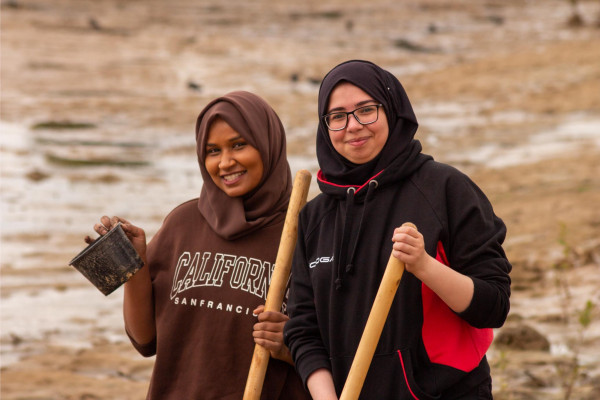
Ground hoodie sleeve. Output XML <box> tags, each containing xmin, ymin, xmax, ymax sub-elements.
<box><xmin>444</xmin><ymin>169</ymin><xmax>512</xmax><ymax>329</ymax></box>
<box><xmin>284</xmin><ymin>212</ymin><xmax>332</xmax><ymax>387</ymax></box>
<box><xmin>126</xmin><ymin>326</ymin><xmax>157</xmax><ymax>357</ymax></box>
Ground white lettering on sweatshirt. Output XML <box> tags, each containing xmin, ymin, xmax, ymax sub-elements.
<box><xmin>173</xmin><ymin>297</ymin><xmax>254</xmax><ymax>314</ymax></box>
<box><xmin>170</xmin><ymin>251</ymin><xmax>273</xmax><ymax>300</ymax></box>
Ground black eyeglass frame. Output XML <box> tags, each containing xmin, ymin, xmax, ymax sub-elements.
<box><xmin>322</xmin><ymin>104</ymin><xmax>383</xmax><ymax>131</ymax></box>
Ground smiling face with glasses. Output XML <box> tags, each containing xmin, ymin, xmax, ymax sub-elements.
<box><xmin>323</xmin><ymin>82</ymin><xmax>389</xmax><ymax>164</ymax></box>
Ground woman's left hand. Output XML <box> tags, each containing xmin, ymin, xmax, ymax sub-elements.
<box><xmin>252</xmin><ymin>305</ymin><xmax>293</xmax><ymax>365</ymax></box>
<box><xmin>391</xmin><ymin>225</ymin><xmax>475</xmax><ymax>313</ymax></box>
<box><xmin>391</xmin><ymin>224</ymin><xmax>429</xmax><ymax>276</ymax></box>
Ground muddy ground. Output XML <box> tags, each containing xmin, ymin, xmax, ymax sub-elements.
<box><xmin>1</xmin><ymin>0</ymin><xmax>600</xmax><ymax>399</ymax></box>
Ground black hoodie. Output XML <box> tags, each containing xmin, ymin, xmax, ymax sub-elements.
<box><xmin>284</xmin><ymin>61</ymin><xmax>511</xmax><ymax>399</ymax></box>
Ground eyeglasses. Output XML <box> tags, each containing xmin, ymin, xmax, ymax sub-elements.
<box><xmin>322</xmin><ymin>104</ymin><xmax>383</xmax><ymax>131</ymax></box>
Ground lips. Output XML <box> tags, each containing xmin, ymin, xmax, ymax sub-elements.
<box><xmin>347</xmin><ymin>137</ymin><xmax>370</xmax><ymax>147</ymax></box>
<box><xmin>221</xmin><ymin>171</ymin><xmax>246</xmax><ymax>184</ymax></box>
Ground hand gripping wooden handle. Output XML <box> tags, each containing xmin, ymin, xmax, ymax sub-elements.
<box><xmin>243</xmin><ymin>169</ymin><xmax>312</xmax><ymax>400</ymax></box>
<box><xmin>339</xmin><ymin>222</ymin><xmax>417</xmax><ymax>400</ymax></box>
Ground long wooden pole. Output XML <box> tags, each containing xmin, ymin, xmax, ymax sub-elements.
<box><xmin>339</xmin><ymin>222</ymin><xmax>418</xmax><ymax>400</ymax></box>
<box><xmin>243</xmin><ymin>169</ymin><xmax>312</xmax><ymax>400</ymax></box>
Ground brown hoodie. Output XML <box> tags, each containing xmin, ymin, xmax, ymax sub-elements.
<box><xmin>129</xmin><ymin>91</ymin><xmax>309</xmax><ymax>399</ymax></box>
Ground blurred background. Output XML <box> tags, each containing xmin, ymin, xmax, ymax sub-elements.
<box><xmin>1</xmin><ymin>0</ymin><xmax>599</xmax><ymax>398</ymax></box>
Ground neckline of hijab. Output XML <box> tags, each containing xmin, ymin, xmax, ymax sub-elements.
<box><xmin>195</xmin><ymin>91</ymin><xmax>292</xmax><ymax>240</ymax></box>
<box><xmin>316</xmin><ymin>59</ymin><xmax>428</xmax><ymax>188</ymax></box>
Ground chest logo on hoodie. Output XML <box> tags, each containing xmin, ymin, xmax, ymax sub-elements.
<box><xmin>309</xmin><ymin>255</ymin><xmax>334</xmax><ymax>269</ymax></box>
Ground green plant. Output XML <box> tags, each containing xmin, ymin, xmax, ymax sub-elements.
<box><xmin>492</xmin><ymin>350</ymin><xmax>514</xmax><ymax>400</ymax></box>
<box><xmin>552</xmin><ymin>223</ymin><xmax>595</xmax><ymax>400</ymax></box>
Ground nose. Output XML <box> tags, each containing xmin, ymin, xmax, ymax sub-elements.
<box><xmin>346</xmin><ymin>112</ymin><xmax>363</xmax><ymax>132</ymax></box>
<box><xmin>218</xmin><ymin>151</ymin><xmax>236</xmax><ymax>169</ymax></box>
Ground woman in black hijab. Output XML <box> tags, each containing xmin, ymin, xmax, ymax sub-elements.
<box><xmin>284</xmin><ymin>60</ymin><xmax>511</xmax><ymax>399</ymax></box>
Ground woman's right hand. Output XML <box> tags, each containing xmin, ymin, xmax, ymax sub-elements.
<box><xmin>86</xmin><ymin>215</ymin><xmax>147</xmax><ymax>264</ymax></box>
<box><xmin>86</xmin><ymin>216</ymin><xmax>155</xmax><ymax>344</ymax></box>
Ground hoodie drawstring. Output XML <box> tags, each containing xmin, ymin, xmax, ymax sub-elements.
<box><xmin>335</xmin><ymin>186</ymin><xmax>357</xmax><ymax>290</ymax></box>
<box><xmin>335</xmin><ymin>180</ymin><xmax>379</xmax><ymax>290</ymax></box>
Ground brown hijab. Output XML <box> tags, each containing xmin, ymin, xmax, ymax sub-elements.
<box><xmin>195</xmin><ymin>91</ymin><xmax>292</xmax><ymax>240</ymax></box>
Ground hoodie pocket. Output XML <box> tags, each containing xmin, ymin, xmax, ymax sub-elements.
<box><xmin>396</xmin><ymin>346</ymin><xmax>442</xmax><ymax>400</ymax></box>
<box><xmin>398</xmin><ymin>341</ymin><xmax>491</xmax><ymax>400</ymax></box>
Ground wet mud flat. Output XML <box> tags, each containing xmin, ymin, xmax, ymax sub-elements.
<box><xmin>2</xmin><ymin>0</ymin><xmax>600</xmax><ymax>398</ymax></box>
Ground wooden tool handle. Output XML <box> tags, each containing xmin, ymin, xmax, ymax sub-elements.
<box><xmin>339</xmin><ymin>222</ymin><xmax>417</xmax><ymax>400</ymax></box>
<box><xmin>243</xmin><ymin>169</ymin><xmax>312</xmax><ymax>400</ymax></box>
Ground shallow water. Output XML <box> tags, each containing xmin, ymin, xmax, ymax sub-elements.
<box><xmin>445</xmin><ymin>114</ymin><xmax>600</xmax><ymax>168</ymax></box>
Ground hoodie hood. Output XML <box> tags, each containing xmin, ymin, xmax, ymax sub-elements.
<box><xmin>316</xmin><ymin>60</ymin><xmax>431</xmax><ymax>196</ymax></box>
<box><xmin>195</xmin><ymin>91</ymin><xmax>292</xmax><ymax>240</ymax></box>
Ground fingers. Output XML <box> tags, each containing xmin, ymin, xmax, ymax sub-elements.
<box><xmin>87</xmin><ymin>216</ymin><xmax>146</xmax><ymax>256</ymax></box>
<box><xmin>255</xmin><ymin>310</ymin><xmax>289</xmax><ymax>323</ymax></box>
<box><xmin>111</xmin><ymin>215</ymin><xmax>131</xmax><ymax>227</ymax></box>
<box><xmin>94</xmin><ymin>222</ymin><xmax>109</xmax><ymax>235</ymax></box>
<box><xmin>252</xmin><ymin>305</ymin><xmax>265</xmax><ymax>316</ymax></box>
<box><xmin>252</xmin><ymin>324</ymin><xmax>285</xmax><ymax>354</ymax></box>
<box><xmin>254</xmin><ymin>319</ymin><xmax>286</xmax><ymax>334</ymax></box>
<box><xmin>120</xmin><ymin>220</ymin><xmax>142</xmax><ymax>240</ymax></box>
<box><xmin>253</xmin><ymin>337</ymin><xmax>284</xmax><ymax>355</ymax></box>
<box><xmin>253</xmin><ymin>326</ymin><xmax>284</xmax><ymax>340</ymax></box>
<box><xmin>253</xmin><ymin>310</ymin><xmax>288</xmax><ymax>341</ymax></box>
<box><xmin>94</xmin><ymin>215</ymin><xmax>131</xmax><ymax>235</ymax></box>
<box><xmin>392</xmin><ymin>225</ymin><xmax>419</xmax><ymax>241</ymax></box>
<box><xmin>99</xmin><ymin>215</ymin><xmax>112</xmax><ymax>230</ymax></box>
<box><xmin>253</xmin><ymin>312</ymin><xmax>288</xmax><ymax>350</ymax></box>
<box><xmin>252</xmin><ymin>309</ymin><xmax>292</xmax><ymax>360</ymax></box>
<box><xmin>391</xmin><ymin>225</ymin><xmax>425</xmax><ymax>267</ymax></box>
<box><xmin>392</xmin><ymin>226</ymin><xmax>421</xmax><ymax>251</ymax></box>
<box><xmin>94</xmin><ymin>216</ymin><xmax>115</xmax><ymax>235</ymax></box>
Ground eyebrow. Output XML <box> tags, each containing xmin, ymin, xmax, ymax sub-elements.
<box><xmin>327</xmin><ymin>99</ymin><xmax>378</xmax><ymax>113</ymax></box>
<box><xmin>205</xmin><ymin>135</ymin><xmax>244</xmax><ymax>147</ymax></box>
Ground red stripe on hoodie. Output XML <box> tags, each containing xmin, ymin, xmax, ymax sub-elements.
<box><xmin>317</xmin><ymin>169</ymin><xmax>385</xmax><ymax>193</ymax></box>
<box><xmin>397</xmin><ymin>350</ymin><xmax>420</xmax><ymax>400</ymax></box>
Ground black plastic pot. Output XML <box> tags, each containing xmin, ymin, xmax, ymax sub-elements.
<box><xmin>69</xmin><ymin>222</ymin><xmax>143</xmax><ymax>296</ymax></box>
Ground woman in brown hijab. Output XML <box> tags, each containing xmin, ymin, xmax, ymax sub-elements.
<box><xmin>88</xmin><ymin>91</ymin><xmax>309</xmax><ymax>399</ymax></box>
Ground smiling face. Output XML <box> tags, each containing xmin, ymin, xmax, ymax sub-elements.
<box><xmin>326</xmin><ymin>82</ymin><xmax>389</xmax><ymax>164</ymax></box>
<box><xmin>204</xmin><ymin>118</ymin><xmax>264</xmax><ymax>197</ymax></box>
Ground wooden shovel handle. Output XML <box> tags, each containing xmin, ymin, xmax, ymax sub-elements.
<box><xmin>243</xmin><ymin>169</ymin><xmax>312</xmax><ymax>400</ymax></box>
<box><xmin>339</xmin><ymin>222</ymin><xmax>417</xmax><ymax>400</ymax></box>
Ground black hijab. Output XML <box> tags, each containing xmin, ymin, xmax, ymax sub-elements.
<box><xmin>317</xmin><ymin>60</ymin><xmax>427</xmax><ymax>187</ymax></box>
